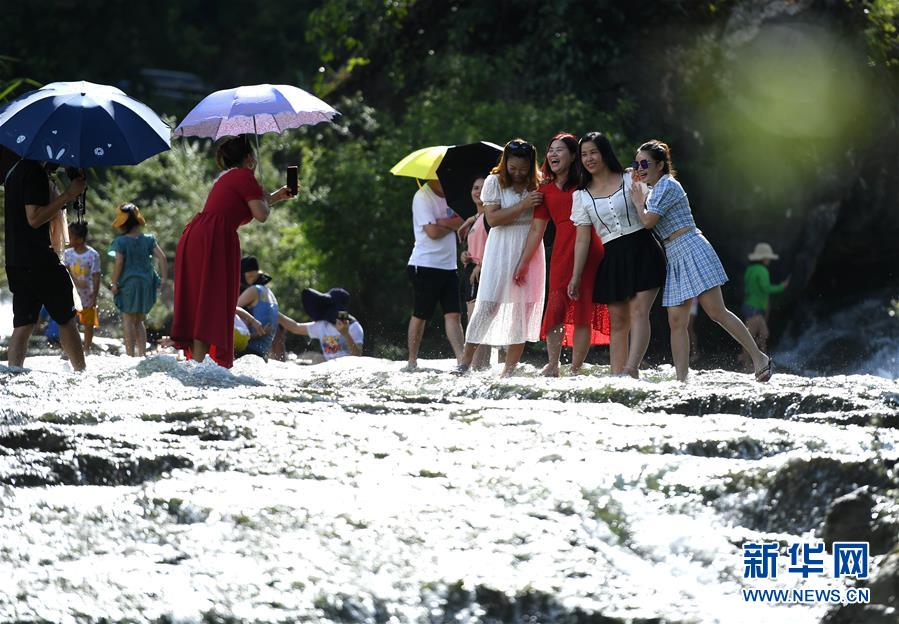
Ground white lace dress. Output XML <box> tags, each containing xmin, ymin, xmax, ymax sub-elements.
<box><xmin>465</xmin><ymin>174</ymin><xmax>545</xmax><ymax>346</ymax></box>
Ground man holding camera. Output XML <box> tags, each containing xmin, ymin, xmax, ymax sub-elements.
<box><xmin>4</xmin><ymin>159</ymin><xmax>87</xmax><ymax>371</ymax></box>
<box><xmin>277</xmin><ymin>287</ymin><xmax>363</xmax><ymax>363</ymax></box>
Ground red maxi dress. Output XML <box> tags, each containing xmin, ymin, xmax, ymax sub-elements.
<box><xmin>171</xmin><ymin>168</ymin><xmax>264</xmax><ymax>368</ymax></box>
<box><xmin>536</xmin><ymin>182</ymin><xmax>610</xmax><ymax>346</ymax></box>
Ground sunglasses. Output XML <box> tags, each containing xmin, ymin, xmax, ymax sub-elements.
<box><xmin>506</xmin><ymin>141</ymin><xmax>535</xmax><ymax>156</ymax></box>
<box><xmin>632</xmin><ymin>159</ymin><xmax>654</xmax><ymax>171</ymax></box>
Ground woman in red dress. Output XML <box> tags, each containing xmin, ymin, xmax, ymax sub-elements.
<box><xmin>171</xmin><ymin>136</ymin><xmax>294</xmax><ymax>367</ymax></box>
<box><xmin>513</xmin><ymin>133</ymin><xmax>609</xmax><ymax>376</ymax></box>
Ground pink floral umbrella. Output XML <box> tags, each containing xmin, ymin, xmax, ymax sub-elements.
<box><xmin>174</xmin><ymin>83</ymin><xmax>339</xmax><ymax>139</ymax></box>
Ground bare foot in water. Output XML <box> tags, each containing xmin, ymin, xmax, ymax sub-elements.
<box><xmin>541</xmin><ymin>364</ymin><xmax>560</xmax><ymax>377</ymax></box>
<box><xmin>621</xmin><ymin>366</ymin><xmax>639</xmax><ymax>379</ymax></box>
<box><xmin>500</xmin><ymin>365</ymin><xmax>517</xmax><ymax>378</ymax></box>
<box><xmin>157</xmin><ymin>336</ymin><xmax>176</xmax><ymax>349</ymax></box>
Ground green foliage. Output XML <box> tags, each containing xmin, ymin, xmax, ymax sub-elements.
<box><xmin>2</xmin><ymin>0</ymin><xmax>898</xmax><ymax>354</ymax></box>
<box><xmin>852</xmin><ymin>0</ymin><xmax>899</xmax><ymax>69</ymax></box>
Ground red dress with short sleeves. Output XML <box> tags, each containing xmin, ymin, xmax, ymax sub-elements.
<box><xmin>172</xmin><ymin>168</ymin><xmax>264</xmax><ymax>368</ymax></box>
<box><xmin>536</xmin><ymin>182</ymin><xmax>610</xmax><ymax>346</ymax></box>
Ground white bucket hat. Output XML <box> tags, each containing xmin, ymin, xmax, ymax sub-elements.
<box><xmin>748</xmin><ymin>242</ymin><xmax>779</xmax><ymax>261</ymax></box>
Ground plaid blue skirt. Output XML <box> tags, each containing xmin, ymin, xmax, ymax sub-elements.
<box><xmin>662</xmin><ymin>229</ymin><xmax>728</xmax><ymax>307</ymax></box>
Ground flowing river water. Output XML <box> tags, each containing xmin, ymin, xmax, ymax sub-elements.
<box><xmin>1</xmin><ymin>340</ymin><xmax>898</xmax><ymax>623</ymax></box>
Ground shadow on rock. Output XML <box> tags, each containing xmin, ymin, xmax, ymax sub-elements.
<box><xmin>743</xmin><ymin>457</ymin><xmax>898</xmax><ymax>534</ymax></box>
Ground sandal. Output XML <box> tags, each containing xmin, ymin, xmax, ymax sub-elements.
<box><xmin>755</xmin><ymin>357</ymin><xmax>775</xmax><ymax>383</ymax></box>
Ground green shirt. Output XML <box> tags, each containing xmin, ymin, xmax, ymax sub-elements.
<box><xmin>743</xmin><ymin>263</ymin><xmax>785</xmax><ymax>312</ymax></box>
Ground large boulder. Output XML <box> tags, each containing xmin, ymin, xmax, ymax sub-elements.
<box><xmin>821</xmin><ymin>547</ymin><xmax>899</xmax><ymax>624</ymax></box>
<box><xmin>822</xmin><ymin>487</ymin><xmax>899</xmax><ymax>556</ymax></box>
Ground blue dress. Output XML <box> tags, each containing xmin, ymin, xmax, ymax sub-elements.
<box><xmin>110</xmin><ymin>233</ymin><xmax>160</xmax><ymax>314</ymax></box>
<box><xmin>244</xmin><ymin>284</ymin><xmax>279</xmax><ymax>359</ymax></box>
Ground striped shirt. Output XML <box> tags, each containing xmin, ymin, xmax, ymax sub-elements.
<box><xmin>646</xmin><ymin>174</ymin><xmax>696</xmax><ymax>240</ymax></box>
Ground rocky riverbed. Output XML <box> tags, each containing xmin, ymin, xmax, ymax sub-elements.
<box><xmin>1</xmin><ymin>353</ymin><xmax>898</xmax><ymax>623</ymax></box>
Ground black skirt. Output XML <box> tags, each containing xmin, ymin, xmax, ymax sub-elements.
<box><xmin>593</xmin><ymin>228</ymin><xmax>666</xmax><ymax>304</ymax></box>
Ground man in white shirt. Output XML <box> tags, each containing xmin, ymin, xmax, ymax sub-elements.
<box><xmin>279</xmin><ymin>287</ymin><xmax>363</xmax><ymax>363</ymax></box>
<box><xmin>405</xmin><ymin>179</ymin><xmax>464</xmax><ymax>370</ymax></box>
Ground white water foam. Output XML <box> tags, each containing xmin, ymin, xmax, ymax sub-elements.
<box><xmin>775</xmin><ymin>292</ymin><xmax>899</xmax><ymax>380</ymax></box>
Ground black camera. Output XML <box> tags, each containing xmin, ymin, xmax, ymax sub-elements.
<box><xmin>63</xmin><ymin>167</ymin><xmax>87</xmax><ymax>222</ymax></box>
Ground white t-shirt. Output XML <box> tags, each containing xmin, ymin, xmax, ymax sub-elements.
<box><xmin>63</xmin><ymin>246</ymin><xmax>101</xmax><ymax>307</ymax></box>
<box><xmin>305</xmin><ymin>320</ymin><xmax>364</xmax><ymax>360</ymax></box>
<box><xmin>407</xmin><ymin>184</ymin><xmax>457</xmax><ymax>270</ymax></box>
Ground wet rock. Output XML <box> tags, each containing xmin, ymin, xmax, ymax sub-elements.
<box><xmin>0</xmin><ymin>448</ymin><xmax>193</xmax><ymax>487</ymax></box>
<box><xmin>67</xmin><ymin>452</ymin><xmax>194</xmax><ymax>486</ymax></box>
<box><xmin>822</xmin><ymin>487</ymin><xmax>899</xmax><ymax>556</ymax></box>
<box><xmin>163</xmin><ymin>417</ymin><xmax>254</xmax><ymax>442</ymax></box>
<box><xmin>748</xmin><ymin>457</ymin><xmax>896</xmax><ymax>534</ymax></box>
<box><xmin>0</xmin><ymin>426</ymin><xmax>72</xmax><ymax>453</ymax></box>
<box><xmin>821</xmin><ymin>547</ymin><xmax>899</xmax><ymax>624</ymax></box>
<box><xmin>821</xmin><ymin>604</ymin><xmax>899</xmax><ymax>624</ymax></box>
<box><xmin>469</xmin><ymin>585</ymin><xmax>665</xmax><ymax>624</ymax></box>
<box><xmin>313</xmin><ymin>593</ymin><xmax>392</xmax><ymax>623</ymax></box>
<box><xmin>663</xmin><ymin>436</ymin><xmax>794</xmax><ymax>460</ymax></box>
<box><xmin>449</xmin><ymin>375</ymin><xmax>896</xmax><ymax>425</ymax></box>
<box><xmin>141</xmin><ymin>408</ymin><xmax>254</xmax><ymax>424</ymax></box>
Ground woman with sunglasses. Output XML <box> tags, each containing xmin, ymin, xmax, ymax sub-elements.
<box><xmin>568</xmin><ymin>132</ymin><xmax>666</xmax><ymax>378</ymax></box>
<box><xmin>630</xmin><ymin>139</ymin><xmax>773</xmax><ymax>382</ymax></box>
<box><xmin>513</xmin><ymin>132</ymin><xmax>610</xmax><ymax>376</ymax></box>
<box><xmin>455</xmin><ymin>139</ymin><xmax>545</xmax><ymax>376</ymax></box>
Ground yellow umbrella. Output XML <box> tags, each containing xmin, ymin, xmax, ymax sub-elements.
<box><xmin>389</xmin><ymin>145</ymin><xmax>450</xmax><ymax>180</ymax></box>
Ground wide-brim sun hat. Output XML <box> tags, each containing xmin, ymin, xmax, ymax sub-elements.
<box><xmin>301</xmin><ymin>287</ymin><xmax>350</xmax><ymax>324</ymax></box>
<box><xmin>748</xmin><ymin>242</ymin><xmax>779</xmax><ymax>261</ymax></box>
<box><xmin>111</xmin><ymin>203</ymin><xmax>146</xmax><ymax>229</ymax></box>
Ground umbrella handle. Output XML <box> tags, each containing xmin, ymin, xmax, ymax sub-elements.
<box><xmin>253</xmin><ymin>118</ymin><xmax>263</xmax><ymax>180</ymax></box>
<box><xmin>78</xmin><ymin>186</ymin><xmax>87</xmax><ymax>223</ymax></box>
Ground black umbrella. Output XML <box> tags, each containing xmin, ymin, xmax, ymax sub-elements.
<box><xmin>436</xmin><ymin>141</ymin><xmax>502</xmax><ymax>218</ymax></box>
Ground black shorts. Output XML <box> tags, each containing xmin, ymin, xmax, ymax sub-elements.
<box><xmin>6</xmin><ymin>263</ymin><xmax>77</xmax><ymax>328</ymax></box>
<box><xmin>408</xmin><ymin>265</ymin><xmax>461</xmax><ymax>319</ymax></box>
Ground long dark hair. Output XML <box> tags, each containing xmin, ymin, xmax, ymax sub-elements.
<box><xmin>638</xmin><ymin>139</ymin><xmax>677</xmax><ymax>177</ymax></box>
<box><xmin>539</xmin><ymin>132</ymin><xmax>579</xmax><ymax>192</ymax></box>
<box><xmin>216</xmin><ymin>135</ymin><xmax>255</xmax><ymax>170</ymax></box>
<box><xmin>575</xmin><ymin>132</ymin><xmax>625</xmax><ymax>190</ymax></box>
<box><xmin>492</xmin><ymin>138</ymin><xmax>540</xmax><ymax>191</ymax></box>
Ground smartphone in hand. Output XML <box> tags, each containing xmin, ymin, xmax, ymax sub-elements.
<box><xmin>286</xmin><ymin>166</ymin><xmax>298</xmax><ymax>195</ymax></box>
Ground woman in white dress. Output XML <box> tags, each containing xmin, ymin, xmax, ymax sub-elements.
<box><xmin>455</xmin><ymin>139</ymin><xmax>545</xmax><ymax>376</ymax></box>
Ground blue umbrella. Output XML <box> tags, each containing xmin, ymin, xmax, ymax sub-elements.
<box><xmin>0</xmin><ymin>81</ymin><xmax>171</xmax><ymax>167</ymax></box>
